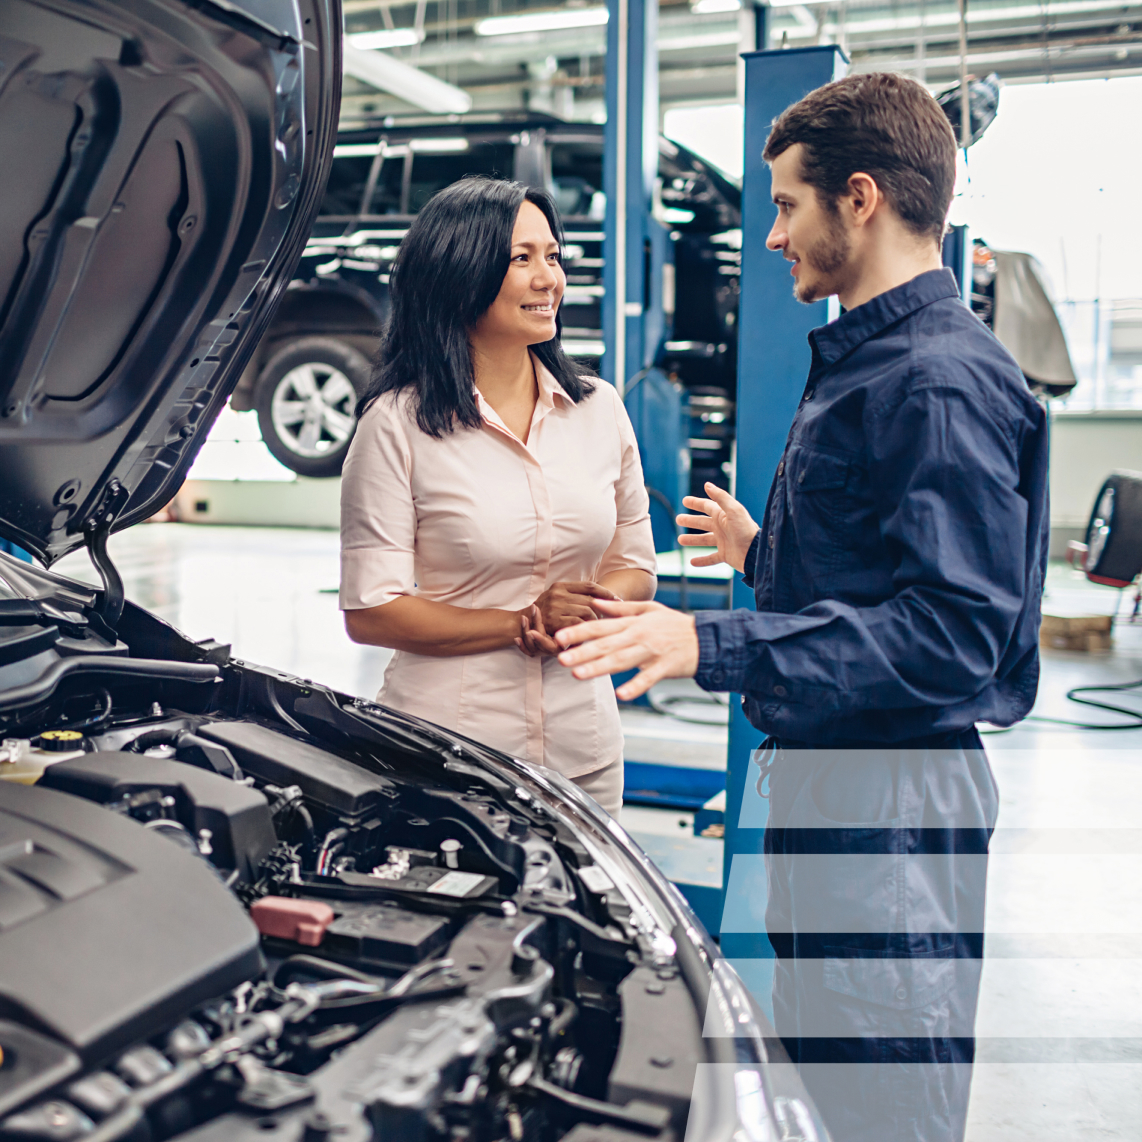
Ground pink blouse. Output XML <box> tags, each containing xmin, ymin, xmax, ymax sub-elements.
<box><xmin>339</xmin><ymin>358</ymin><xmax>656</xmax><ymax>778</ymax></box>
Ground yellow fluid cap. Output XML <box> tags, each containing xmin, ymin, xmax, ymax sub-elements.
<box><xmin>39</xmin><ymin>729</ymin><xmax>85</xmax><ymax>752</ymax></box>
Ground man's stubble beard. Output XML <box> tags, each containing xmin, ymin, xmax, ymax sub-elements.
<box><xmin>793</xmin><ymin>205</ymin><xmax>850</xmax><ymax>305</ymax></box>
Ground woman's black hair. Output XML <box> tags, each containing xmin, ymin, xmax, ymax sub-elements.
<box><xmin>355</xmin><ymin>176</ymin><xmax>594</xmax><ymax>436</ymax></box>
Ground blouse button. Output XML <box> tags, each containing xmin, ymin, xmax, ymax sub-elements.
<box><xmin>777</xmin><ymin>460</ymin><xmax>785</xmax><ymax>476</ymax></box>
<box><xmin>774</xmin><ymin>684</ymin><xmax>787</xmax><ymax>698</ymax></box>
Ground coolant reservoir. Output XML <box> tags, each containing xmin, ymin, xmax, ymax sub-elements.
<box><xmin>0</xmin><ymin>731</ymin><xmax>87</xmax><ymax>784</ymax></box>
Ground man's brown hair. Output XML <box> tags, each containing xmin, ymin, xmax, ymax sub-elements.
<box><xmin>762</xmin><ymin>72</ymin><xmax>956</xmax><ymax>243</ymax></box>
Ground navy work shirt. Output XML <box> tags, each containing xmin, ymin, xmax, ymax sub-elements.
<box><xmin>694</xmin><ymin>269</ymin><xmax>1050</xmax><ymax>745</ymax></box>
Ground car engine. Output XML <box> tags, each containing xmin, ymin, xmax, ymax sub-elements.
<box><xmin>0</xmin><ymin>711</ymin><xmax>709</xmax><ymax>1142</ymax></box>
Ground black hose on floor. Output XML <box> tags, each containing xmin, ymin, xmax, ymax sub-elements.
<box><xmin>1035</xmin><ymin>676</ymin><xmax>1142</xmax><ymax>730</ymax></box>
<box><xmin>982</xmin><ymin>676</ymin><xmax>1142</xmax><ymax>733</ymax></box>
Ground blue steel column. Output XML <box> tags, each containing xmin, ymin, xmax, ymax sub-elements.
<box><xmin>942</xmin><ymin>223</ymin><xmax>972</xmax><ymax>304</ymax></box>
<box><xmin>602</xmin><ymin>0</ymin><xmax>658</xmax><ymax>392</ymax></box>
<box><xmin>719</xmin><ymin>46</ymin><xmax>847</xmax><ymax>1010</ymax></box>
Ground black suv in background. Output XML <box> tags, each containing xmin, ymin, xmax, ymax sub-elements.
<box><xmin>229</xmin><ymin>113</ymin><xmax>742</xmax><ymax>484</ymax></box>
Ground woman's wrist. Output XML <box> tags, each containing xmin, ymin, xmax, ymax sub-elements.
<box><xmin>598</xmin><ymin>569</ymin><xmax>655</xmax><ymax>605</ymax></box>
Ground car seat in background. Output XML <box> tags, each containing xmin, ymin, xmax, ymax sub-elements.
<box><xmin>992</xmin><ymin>251</ymin><xmax>1078</xmax><ymax>398</ymax></box>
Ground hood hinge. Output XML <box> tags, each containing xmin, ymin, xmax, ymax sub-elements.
<box><xmin>83</xmin><ymin>480</ymin><xmax>130</xmax><ymax>629</ymax></box>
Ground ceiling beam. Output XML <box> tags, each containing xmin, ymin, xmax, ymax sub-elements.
<box><xmin>342</xmin><ymin>41</ymin><xmax>474</xmax><ymax>113</ymax></box>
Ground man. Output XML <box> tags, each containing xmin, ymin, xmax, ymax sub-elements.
<box><xmin>558</xmin><ymin>73</ymin><xmax>1049</xmax><ymax>1141</ymax></box>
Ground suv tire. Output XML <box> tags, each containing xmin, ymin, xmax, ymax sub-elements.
<box><xmin>254</xmin><ymin>337</ymin><xmax>371</xmax><ymax>478</ymax></box>
<box><xmin>1084</xmin><ymin>471</ymin><xmax>1142</xmax><ymax>586</ymax></box>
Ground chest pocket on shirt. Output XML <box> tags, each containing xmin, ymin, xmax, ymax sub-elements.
<box><xmin>793</xmin><ymin>450</ymin><xmax>850</xmax><ymax>494</ymax></box>
<box><xmin>785</xmin><ymin>449</ymin><xmax>859</xmax><ymax>587</ymax></box>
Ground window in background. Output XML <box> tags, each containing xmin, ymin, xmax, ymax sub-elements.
<box><xmin>1057</xmin><ymin>300</ymin><xmax>1142</xmax><ymax>411</ymax></box>
<box><xmin>663</xmin><ymin>104</ymin><xmax>744</xmax><ymax>180</ymax></box>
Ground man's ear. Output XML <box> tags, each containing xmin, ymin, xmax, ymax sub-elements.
<box><xmin>845</xmin><ymin>171</ymin><xmax>882</xmax><ymax>228</ymax></box>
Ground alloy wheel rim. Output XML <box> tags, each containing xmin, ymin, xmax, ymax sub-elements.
<box><xmin>270</xmin><ymin>363</ymin><xmax>356</xmax><ymax>457</ymax></box>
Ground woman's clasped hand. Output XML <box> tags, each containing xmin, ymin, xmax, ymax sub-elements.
<box><xmin>515</xmin><ymin>581</ymin><xmax>620</xmax><ymax>657</ymax></box>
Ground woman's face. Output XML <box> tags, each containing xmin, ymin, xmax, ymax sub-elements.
<box><xmin>474</xmin><ymin>200</ymin><xmax>565</xmax><ymax>348</ymax></box>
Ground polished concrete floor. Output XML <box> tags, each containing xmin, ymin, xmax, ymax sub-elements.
<box><xmin>55</xmin><ymin>522</ymin><xmax>1142</xmax><ymax>1141</ymax></box>
<box><xmin>57</xmin><ymin>522</ymin><xmax>396</xmax><ymax>700</ymax></box>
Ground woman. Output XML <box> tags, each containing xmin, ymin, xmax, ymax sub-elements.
<box><xmin>339</xmin><ymin>177</ymin><xmax>656</xmax><ymax>816</ymax></box>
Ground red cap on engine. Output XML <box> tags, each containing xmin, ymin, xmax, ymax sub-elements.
<box><xmin>250</xmin><ymin>896</ymin><xmax>334</xmax><ymax>947</ymax></box>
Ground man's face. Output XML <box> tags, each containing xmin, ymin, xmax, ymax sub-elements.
<box><xmin>765</xmin><ymin>145</ymin><xmax>852</xmax><ymax>304</ymax></box>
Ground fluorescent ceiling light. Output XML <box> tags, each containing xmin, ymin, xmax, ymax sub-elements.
<box><xmin>409</xmin><ymin>137</ymin><xmax>469</xmax><ymax>152</ymax></box>
<box><xmin>475</xmin><ymin>7</ymin><xmax>608</xmax><ymax>36</ymax></box>
<box><xmin>563</xmin><ymin>339</ymin><xmax>606</xmax><ymax>357</ymax></box>
<box><xmin>334</xmin><ymin>143</ymin><xmax>382</xmax><ymax>157</ymax></box>
<box><xmin>659</xmin><ymin>30</ymin><xmax>741</xmax><ymax>50</ymax></box>
<box><xmin>691</xmin><ymin>0</ymin><xmax>741</xmax><ymax>12</ymax></box>
<box><xmin>348</xmin><ymin>29</ymin><xmax>424</xmax><ymax>49</ymax></box>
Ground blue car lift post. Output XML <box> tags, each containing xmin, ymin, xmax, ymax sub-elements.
<box><xmin>602</xmin><ymin>0</ymin><xmax>685</xmax><ymax>558</ymax></box>
<box><xmin>602</xmin><ymin>0</ymin><xmax>725</xmax><ymax>927</ymax></box>
<box><xmin>719</xmin><ymin>46</ymin><xmax>848</xmax><ymax>1004</ymax></box>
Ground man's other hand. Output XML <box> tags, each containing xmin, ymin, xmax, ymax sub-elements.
<box><xmin>676</xmin><ymin>482</ymin><xmax>760</xmax><ymax>574</ymax></box>
<box><xmin>555</xmin><ymin>600</ymin><xmax>699</xmax><ymax>701</ymax></box>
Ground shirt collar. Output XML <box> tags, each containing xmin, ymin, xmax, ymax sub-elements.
<box><xmin>533</xmin><ymin>354</ymin><xmax>571</xmax><ymax>410</ymax></box>
<box><xmin>808</xmin><ymin>268</ymin><xmax>961</xmax><ymax>366</ymax></box>
<box><xmin>472</xmin><ymin>352</ymin><xmax>570</xmax><ymax>440</ymax></box>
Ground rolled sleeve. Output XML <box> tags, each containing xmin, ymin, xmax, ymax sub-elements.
<box><xmin>694</xmin><ymin>611</ymin><xmax>735</xmax><ymax>691</ymax></box>
<box><xmin>339</xmin><ymin>397</ymin><xmax>417</xmax><ymax>611</ymax></box>
<box><xmin>596</xmin><ymin>387</ymin><xmax>657</xmax><ymax>580</ymax></box>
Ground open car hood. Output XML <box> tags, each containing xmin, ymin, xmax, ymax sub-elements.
<box><xmin>0</xmin><ymin>0</ymin><xmax>341</xmax><ymax>565</ymax></box>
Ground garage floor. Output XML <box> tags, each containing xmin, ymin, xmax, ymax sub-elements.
<box><xmin>55</xmin><ymin>522</ymin><xmax>1142</xmax><ymax>1141</ymax></box>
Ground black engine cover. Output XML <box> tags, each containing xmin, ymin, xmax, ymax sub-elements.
<box><xmin>0</xmin><ymin>781</ymin><xmax>261</xmax><ymax>1064</ymax></box>
<box><xmin>39</xmin><ymin>752</ymin><xmax>277</xmax><ymax>881</ymax></box>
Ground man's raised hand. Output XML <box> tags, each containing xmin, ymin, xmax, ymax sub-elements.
<box><xmin>554</xmin><ymin>600</ymin><xmax>699</xmax><ymax>701</ymax></box>
<box><xmin>676</xmin><ymin>482</ymin><xmax>760</xmax><ymax>574</ymax></box>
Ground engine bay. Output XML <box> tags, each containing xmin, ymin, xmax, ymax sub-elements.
<box><xmin>0</xmin><ymin>706</ymin><xmax>705</xmax><ymax>1142</ymax></box>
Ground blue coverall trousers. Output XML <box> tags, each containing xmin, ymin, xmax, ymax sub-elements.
<box><xmin>761</xmin><ymin>729</ymin><xmax>998</xmax><ymax>1142</ymax></box>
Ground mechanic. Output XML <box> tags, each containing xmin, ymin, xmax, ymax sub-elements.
<box><xmin>556</xmin><ymin>73</ymin><xmax>1049</xmax><ymax>1142</ymax></box>
<box><xmin>339</xmin><ymin>177</ymin><xmax>655</xmax><ymax>819</ymax></box>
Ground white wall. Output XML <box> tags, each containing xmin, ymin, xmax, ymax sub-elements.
<box><xmin>1048</xmin><ymin>413</ymin><xmax>1142</xmax><ymax>539</ymax></box>
<box><xmin>173</xmin><ymin>478</ymin><xmax>340</xmax><ymax>528</ymax></box>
